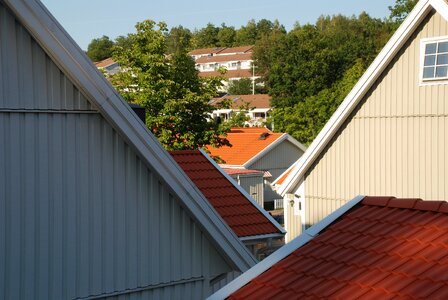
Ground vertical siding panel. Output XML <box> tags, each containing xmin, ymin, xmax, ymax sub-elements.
<box><xmin>101</xmin><ymin>122</ymin><xmax>115</xmax><ymax>292</ymax></box>
<box><xmin>0</xmin><ymin>115</ymin><xmax>4</xmax><ymax>299</ymax></box>
<box><xmin>63</xmin><ymin>114</ymin><xmax>77</xmax><ymax>299</ymax></box>
<box><xmin>90</xmin><ymin>116</ymin><xmax>103</xmax><ymax>296</ymax></box>
<box><xmin>113</xmin><ymin>132</ymin><xmax>126</xmax><ymax>292</ymax></box>
<box><xmin>77</xmin><ymin>114</ymin><xmax>90</xmax><ymax>296</ymax></box>
<box><xmin>23</xmin><ymin>114</ymin><xmax>36</xmax><ymax>298</ymax></box>
<box><xmin>125</xmin><ymin>145</ymin><xmax>139</xmax><ymax>289</ymax></box>
<box><xmin>137</xmin><ymin>161</ymin><xmax>150</xmax><ymax>286</ymax></box>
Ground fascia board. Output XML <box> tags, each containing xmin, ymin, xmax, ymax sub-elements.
<box><xmin>7</xmin><ymin>0</ymin><xmax>256</xmax><ymax>271</ymax></box>
<box><xmin>208</xmin><ymin>195</ymin><xmax>365</xmax><ymax>300</ymax></box>
<box><xmin>200</xmin><ymin>149</ymin><xmax>286</xmax><ymax>235</ymax></box>
<box><xmin>277</xmin><ymin>0</ymin><xmax>434</xmax><ymax>196</ymax></box>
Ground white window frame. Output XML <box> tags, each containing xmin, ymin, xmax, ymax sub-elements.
<box><xmin>420</xmin><ymin>36</ymin><xmax>448</xmax><ymax>85</ymax></box>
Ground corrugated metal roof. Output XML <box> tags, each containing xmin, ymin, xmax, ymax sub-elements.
<box><xmin>170</xmin><ymin>150</ymin><xmax>283</xmax><ymax>238</ymax></box>
<box><xmin>228</xmin><ymin>196</ymin><xmax>448</xmax><ymax>299</ymax></box>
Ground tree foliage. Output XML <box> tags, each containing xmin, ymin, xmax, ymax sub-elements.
<box><xmin>256</xmin><ymin>13</ymin><xmax>393</xmax><ymax>144</ymax></box>
<box><xmin>86</xmin><ymin>35</ymin><xmax>114</xmax><ymax>61</ymax></box>
<box><xmin>111</xmin><ymin>20</ymin><xmax>230</xmax><ymax>150</ymax></box>
<box><xmin>389</xmin><ymin>0</ymin><xmax>418</xmax><ymax>24</ymax></box>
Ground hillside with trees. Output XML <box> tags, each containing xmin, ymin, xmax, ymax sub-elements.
<box><xmin>87</xmin><ymin>0</ymin><xmax>418</xmax><ymax>148</ymax></box>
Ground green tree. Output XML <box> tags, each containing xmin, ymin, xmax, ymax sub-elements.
<box><xmin>111</xmin><ymin>20</ymin><xmax>230</xmax><ymax>150</ymax></box>
<box><xmin>166</xmin><ymin>26</ymin><xmax>192</xmax><ymax>54</ymax></box>
<box><xmin>194</xmin><ymin>23</ymin><xmax>219</xmax><ymax>48</ymax></box>
<box><xmin>271</xmin><ymin>60</ymin><xmax>367</xmax><ymax>145</ymax></box>
<box><xmin>217</xmin><ymin>24</ymin><xmax>236</xmax><ymax>47</ymax></box>
<box><xmin>86</xmin><ymin>35</ymin><xmax>114</xmax><ymax>61</ymax></box>
<box><xmin>228</xmin><ymin>78</ymin><xmax>253</xmax><ymax>95</ymax></box>
<box><xmin>389</xmin><ymin>0</ymin><xmax>418</xmax><ymax>24</ymax></box>
<box><xmin>236</xmin><ymin>20</ymin><xmax>258</xmax><ymax>45</ymax></box>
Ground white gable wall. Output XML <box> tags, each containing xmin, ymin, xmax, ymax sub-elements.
<box><xmin>286</xmin><ymin>9</ymin><xmax>448</xmax><ymax>240</ymax></box>
<box><xmin>0</xmin><ymin>2</ymin><xmax>243</xmax><ymax>299</ymax></box>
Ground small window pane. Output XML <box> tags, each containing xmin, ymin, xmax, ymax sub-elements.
<box><xmin>438</xmin><ymin>42</ymin><xmax>448</xmax><ymax>53</ymax></box>
<box><xmin>437</xmin><ymin>54</ymin><xmax>448</xmax><ymax>65</ymax></box>
<box><xmin>436</xmin><ymin>66</ymin><xmax>448</xmax><ymax>77</ymax></box>
<box><xmin>426</xmin><ymin>43</ymin><xmax>437</xmax><ymax>54</ymax></box>
<box><xmin>423</xmin><ymin>66</ymin><xmax>435</xmax><ymax>78</ymax></box>
<box><xmin>424</xmin><ymin>55</ymin><xmax>436</xmax><ymax>66</ymax></box>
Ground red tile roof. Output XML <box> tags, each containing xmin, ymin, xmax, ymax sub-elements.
<box><xmin>207</xmin><ymin>128</ymin><xmax>284</xmax><ymax>165</ymax></box>
<box><xmin>198</xmin><ymin>69</ymin><xmax>254</xmax><ymax>79</ymax></box>
<box><xmin>189</xmin><ymin>47</ymin><xmax>226</xmax><ymax>56</ymax></box>
<box><xmin>169</xmin><ymin>150</ymin><xmax>283</xmax><ymax>238</ymax></box>
<box><xmin>195</xmin><ymin>53</ymin><xmax>252</xmax><ymax>64</ymax></box>
<box><xmin>208</xmin><ymin>127</ymin><xmax>283</xmax><ymax>165</ymax></box>
<box><xmin>210</xmin><ymin>94</ymin><xmax>271</xmax><ymax>109</ymax></box>
<box><xmin>94</xmin><ymin>57</ymin><xmax>116</xmax><ymax>68</ymax></box>
<box><xmin>228</xmin><ymin>196</ymin><xmax>448</xmax><ymax>299</ymax></box>
<box><xmin>218</xmin><ymin>45</ymin><xmax>253</xmax><ymax>54</ymax></box>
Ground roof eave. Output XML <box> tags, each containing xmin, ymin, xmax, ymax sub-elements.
<box><xmin>200</xmin><ymin>149</ymin><xmax>286</xmax><ymax>235</ymax></box>
<box><xmin>6</xmin><ymin>0</ymin><xmax>256</xmax><ymax>271</ymax></box>
<box><xmin>277</xmin><ymin>0</ymin><xmax>441</xmax><ymax>196</ymax></box>
<box><xmin>207</xmin><ymin>195</ymin><xmax>365</xmax><ymax>300</ymax></box>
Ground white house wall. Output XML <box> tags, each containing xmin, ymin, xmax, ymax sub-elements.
<box><xmin>249</xmin><ymin>140</ymin><xmax>305</xmax><ymax>181</ymax></box>
<box><xmin>0</xmin><ymin>3</ymin><xmax>235</xmax><ymax>299</ymax></box>
<box><xmin>290</xmin><ymin>9</ymin><xmax>448</xmax><ymax>236</ymax></box>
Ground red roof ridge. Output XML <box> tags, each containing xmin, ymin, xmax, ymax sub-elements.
<box><xmin>362</xmin><ymin>196</ymin><xmax>448</xmax><ymax>213</ymax></box>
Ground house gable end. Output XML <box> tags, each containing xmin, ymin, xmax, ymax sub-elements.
<box><xmin>0</xmin><ymin>3</ymin><xmax>93</xmax><ymax>111</ymax></box>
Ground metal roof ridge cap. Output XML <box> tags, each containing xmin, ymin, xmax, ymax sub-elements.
<box><xmin>277</xmin><ymin>0</ymin><xmax>434</xmax><ymax>196</ymax></box>
<box><xmin>199</xmin><ymin>149</ymin><xmax>286</xmax><ymax>235</ymax></box>
<box><xmin>207</xmin><ymin>195</ymin><xmax>365</xmax><ymax>299</ymax></box>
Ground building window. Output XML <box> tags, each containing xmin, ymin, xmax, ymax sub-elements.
<box><xmin>422</xmin><ymin>39</ymin><xmax>448</xmax><ymax>80</ymax></box>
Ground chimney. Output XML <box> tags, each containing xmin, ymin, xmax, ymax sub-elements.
<box><xmin>128</xmin><ymin>103</ymin><xmax>146</xmax><ymax>123</ymax></box>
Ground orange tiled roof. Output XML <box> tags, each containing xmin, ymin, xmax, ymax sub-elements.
<box><xmin>198</xmin><ymin>69</ymin><xmax>254</xmax><ymax>79</ymax></box>
<box><xmin>169</xmin><ymin>150</ymin><xmax>282</xmax><ymax>238</ymax></box>
<box><xmin>207</xmin><ymin>128</ymin><xmax>284</xmax><ymax>165</ymax></box>
<box><xmin>229</xmin><ymin>196</ymin><xmax>448</xmax><ymax>299</ymax></box>
<box><xmin>195</xmin><ymin>53</ymin><xmax>252</xmax><ymax>64</ymax></box>
<box><xmin>210</xmin><ymin>94</ymin><xmax>271</xmax><ymax>109</ymax></box>
<box><xmin>94</xmin><ymin>57</ymin><xmax>115</xmax><ymax>68</ymax></box>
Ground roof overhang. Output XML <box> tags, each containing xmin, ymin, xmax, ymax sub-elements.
<box><xmin>243</xmin><ymin>133</ymin><xmax>307</xmax><ymax>168</ymax></box>
<box><xmin>4</xmin><ymin>0</ymin><xmax>257</xmax><ymax>271</ymax></box>
<box><xmin>201</xmin><ymin>150</ymin><xmax>286</xmax><ymax>236</ymax></box>
<box><xmin>277</xmin><ymin>0</ymin><xmax>448</xmax><ymax>196</ymax></box>
<box><xmin>207</xmin><ymin>195</ymin><xmax>365</xmax><ymax>300</ymax></box>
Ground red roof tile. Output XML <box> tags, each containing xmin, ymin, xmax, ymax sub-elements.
<box><xmin>198</xmin><ymin>69</ymin><xmax>255</xmax><ymax>79</ymax></box>
<box><xmin>210</xmin><ymin>94</ymin><xmax>271</xmax><ymax>109</ymax></box>
<box><xmin>188</xmin><ymin>47</ymin><xmax>226</xmax><ymax>56</ymax></box>
<box><xmin>169</xmin><ymin>150</ymin><xmax>282</xmax><ymax>238</ymax></box>
<box><xmin>94</xmin><ymin>57</ymin><xmax>115</xmax><ymax>68</ymax></box>
<box><xmin>228</xmin><ymin>197</ymin><xmax>448</xmax><ymax>299</ymax></box>
<box><xmin>207</xmin><ymin>128</ymin><xmax>284</xmax><ymax>165</ymax></box>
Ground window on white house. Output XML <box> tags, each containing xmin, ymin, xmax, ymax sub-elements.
<box><xmin>422</xmin><ymin>40</ymin><xmax>448</xmax><ymax>80</ymax></box>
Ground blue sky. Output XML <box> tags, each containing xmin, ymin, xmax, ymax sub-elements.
<box><xmin>41</xmin><ymin>0</ymin><xmax>395</xmax><ymax>50</ymax></box>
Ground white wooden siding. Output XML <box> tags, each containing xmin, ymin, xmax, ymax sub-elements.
<box><xmin>301</xmin><ymin>10</ymin><xmax>448</xmax><ymax>229</ymax></box>
<box><xmin>249</xmin><ymin>140</ymin><xmax>304</xmax><ymax>181</ymax></box>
